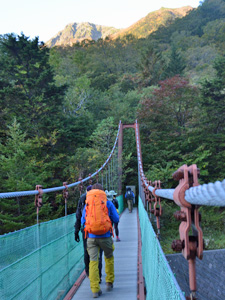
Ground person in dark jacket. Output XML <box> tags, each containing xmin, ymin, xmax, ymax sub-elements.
<box><xmin>125</xmin><ymin>187</ymin><xmax>135</xmax><ymax>213</ymax></box>
<box><xmin>111</xmin><ymin>192</ymin><xmax>120</xmax><ymax>242</ymax></box>
<box><xmin>74</xmin><ymin>185</ymin><xmax>103</xmax><ymax>281</ymax></box>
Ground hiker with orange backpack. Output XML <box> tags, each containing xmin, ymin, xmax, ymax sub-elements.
<box><xmin>74</xmin><ymin>185</ymin><xmax>103</xmax><ymax>281</ymax></box>
<box><xmin>81</xmin><ymin>183</ymin><xmax>119</xmax><ymax>298</ymax></box>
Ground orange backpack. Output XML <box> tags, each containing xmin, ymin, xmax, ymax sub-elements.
<box><xmin>84</xmin><ymin>189</ymin><xmax>113</xmax><ymax>237</ymax></box>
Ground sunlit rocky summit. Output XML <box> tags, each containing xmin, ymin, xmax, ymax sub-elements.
<box><xmin>46</xmin><ymin>6</ymin><xmax>192</xmax><ymax>47</ymax></box>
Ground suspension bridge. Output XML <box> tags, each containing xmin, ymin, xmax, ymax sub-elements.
<box><xmin>0</xmin><ymin>121</ymin><xmax>225</xmax><ymax>300</ymax></box>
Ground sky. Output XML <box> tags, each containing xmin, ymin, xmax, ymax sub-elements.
<box><xmin>0</xmin><ymin>0</ymin><xmax>201</xmax><ymax>42</ymax></box>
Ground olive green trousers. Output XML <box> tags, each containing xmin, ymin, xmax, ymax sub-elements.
<box><xmin>87</xmin><ymin>237</ymin><xmax>115</xmax><ymax>293</ymax></box>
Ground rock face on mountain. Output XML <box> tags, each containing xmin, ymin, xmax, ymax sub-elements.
<box><xmin>46</xmin><ymin>6</ymin><xmax>193</xmax><ymax>47</ymax></box>
<box><xmin>46</xmin><ymin>23</ymin><xmax>120</xmax><ymax>47</ymax></box>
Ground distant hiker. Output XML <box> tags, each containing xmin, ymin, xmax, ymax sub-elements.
<box><xmin>74</xmin><ymin>185</ymin><xmax>103</xmax><ymax>282</ymax></box>
<box><xmin>110</xmin><ymin>191</ymin><xmax>121</xmax><ymax>242</ymax></box>
<box><xmin>125</xmin><ymin>187</ymin><xmax>135</xmax><ymax>213</ymax></box>
<box><xmin>82</xmin><ymin>183</ymin><xmax>119</xmax><ymax>298</ymax></box>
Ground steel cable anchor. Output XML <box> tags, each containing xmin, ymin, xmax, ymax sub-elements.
<box><xmin>151</xmin><ymin>180</ymin><xmax>162</xmax><ymax>238</ymax></box>
<box><xmin>172</xmin><ymin>164</ymin><xmax>203</xmax><ymax>300</ymax></box>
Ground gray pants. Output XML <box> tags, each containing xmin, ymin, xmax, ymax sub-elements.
<box><xmin>127</xmin><ymin>199</ymin><xmax>133</xmax><ymax>212</ymax></box>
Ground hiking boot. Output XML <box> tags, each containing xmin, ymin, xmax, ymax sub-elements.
<box><xmin>93</xmin><ymin>290</ymin><xmax>102</xmax><ymax>298</ymax></box>
<box><xmin>106</xmin><ymin>282</ymin><xmax>113</xmax><ymax>291</ymax></box>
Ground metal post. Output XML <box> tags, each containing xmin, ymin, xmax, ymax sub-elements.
<box><xmin>63</xmin><ymin>182</ymin><xmax>68</xmax><ymax>216</ymax></box>
<box><xmin>34</xmin><ymin>185</ymin><xmax>43</xmax><ymax>300</ymax></box>
<box><xmin>35</xmin><ymin>185</ymin><xmax>43</xmax><ymax>225</ymax></box>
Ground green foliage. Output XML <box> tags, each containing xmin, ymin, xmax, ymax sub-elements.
<box><xmin>137</xmin><ymin>42</ymin><xmax>165</xmax><ymax>86</ymax></box>
<box><xmin>0</xmin><ymin>119</ymin><xmax>43</xmax><ymax>233</ymax></box>
<box><xmin>138</xmin><ymin>75</ymin><xmax>199</xmax><ymax>136</ymax></box>
<box><xmin>112</xmin><ymin>7</ymin><xmax>192</xmax><ymax>40</ymax></box>
<box><xmin>0</xmin><ymin>119</ymin><xmax>39</xmax><ymax>192</ymax></box>
<box><xmin>1</xmin><ymin>0</ymin><xmax>225</xmax><ymax>240</ymax></box>
<box><xmin>0</xmin><ymin>33</ymin><xmax>66</xmax><ymax>139</ymax></box>
<box><xmin>162</xmin><ymin>44</ymin><xmax>186</xmax><ymax>79</ymax></box>
<box><xmin>159</xmin><ymin>200</ymin><xmax>181</xmax><ymax>254</ymax></box>
<box><xmin>90</xmin><ymin>117</ymin><xmax>117</xmax><ymax>156</ymax></box>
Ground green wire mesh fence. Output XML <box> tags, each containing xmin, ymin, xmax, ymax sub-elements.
<box><xmin>138</xmin><ymin>197</ymin><xmax>185</xmax><ymax>300</ymax></box>
<box><xmin>0</xmin><ymin>214</ymin><xmax>84</xmax><ymax>300</ymax></box>
<box><xmin>0</xmin><ymin>194</ymin><xmax>124</xmax><ymax>300</ymax></box>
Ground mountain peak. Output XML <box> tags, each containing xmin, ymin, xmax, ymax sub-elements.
<box><xmin>46</xmin><ymin>22</ymin><xmax>120</xmax><ymax>47</ymax></box>
<box><xmin>110</xmin><ymin>6</ymin><xmax>193</xmax><ymax>40</ymax></box>
<box><xmin>46</xmin><ymin>6</ymin><xmax>193</xmax><ymax>47</ymax></box>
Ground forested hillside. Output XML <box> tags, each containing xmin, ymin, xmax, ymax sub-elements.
<box><xmin>110</xmin><ymin>6</ymin><xmax>192</xmax><ymax>39</ymax></box>
<box><xmin>0</xmin><ymin>0</ymin><xmax>225</xmax><ymax>250</ymax></box>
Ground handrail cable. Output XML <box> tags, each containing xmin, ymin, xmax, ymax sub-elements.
<box><xmin>0</xmin><ymin>121</ymin><xmax>121</xmax><ymax>199</ymax></box>
<box><xmin>135</xmin><ymin>120</ymin><xmax>225</xmax><ymax>207</ymax></box>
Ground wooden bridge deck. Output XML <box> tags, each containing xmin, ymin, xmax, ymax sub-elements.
<box><xmin>71</xmin><ymin>208</ymin><xmax>138</xmax><ymax>300</ymax></box>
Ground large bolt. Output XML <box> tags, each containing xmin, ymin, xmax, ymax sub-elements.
<box><xmin>155</xmin><ymin>207</ymin><xmax>160</xmax><ymax>216</ymax></box>
<box><xmin>171</xmin><ymin>239</ymin><xmax>184</xmax><ymax>252</ymax></box>
<box><xmin>174</xmin><ymin>211</ymin><xmax>187</xmax><ymax>221</ymax></box>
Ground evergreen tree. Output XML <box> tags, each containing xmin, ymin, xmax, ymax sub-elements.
<box><xmin>200</xmin><ymin>55</ymin><xmax>225</xmax><ymax>134</ymax></box>
<box><xmin>0</xmin><ymin>33</ymin><xmax>66</xmax><ymax>139</ymax></box>
<box><xmin>137</xmin><ymin>42</ymin><xmax>164</xmax><ymax>86</ymax></box>
<box><xmin>163</xmin><ymin>44</ymin><xmax>186</xmax><ymax>79</ymax></box>
<box><xmin>0</xmin><ymin>119</ymin><xmax>40</xmax><ymax>233</ymax></box>
<box><xmin>198</xmin><ymin>55</ymin><xmax>225</xmax><ymax>181</ymax></box>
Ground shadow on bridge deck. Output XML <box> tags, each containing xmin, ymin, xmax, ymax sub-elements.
<box><xmin>71</xmin><ymin>208</ymin><xmax>138</xmax><ymax>300</ymax></box>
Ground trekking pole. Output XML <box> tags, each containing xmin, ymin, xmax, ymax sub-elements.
<box><xmin>89</xmin><ymin>173</ymin><xmax>92</xmax><ymax>186</ymax></box>
<box><xmin>79</xmin><ymin>177</ymin><xmax>83</xmax><ymax>196</ymax></box>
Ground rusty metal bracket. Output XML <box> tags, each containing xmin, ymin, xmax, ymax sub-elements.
<box><xmin>172</xmin><ymin>164</ymin><xmax>203</xmax><ymax>296</ymax></box>
<box><xmin>150</xmin><ymin>180</ymin><xmax>162</xmax><ymax>237</ymax></box>
<box><xmin>143</xmin><ymin>180</ymin><xmax>151</xmax><ymax>212</ymax></box>
<box><xmin>151</xmin><ymin>181</ymin><xmax>162</xmax><ymax>217</ymax></box>
<box><xmin>35</xmin><ymin>185</ymin><xmax>43</xmax><ymax>225</ymax></box>
<box><xmin>35</xmin><ymin>185</ymin><xmax>43</xmax><ymax>208</ymax></box>
<box><xmin>63</xmin><ymin>182</ymin><xmax>68</xmax><ymax>200</ymax></box>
